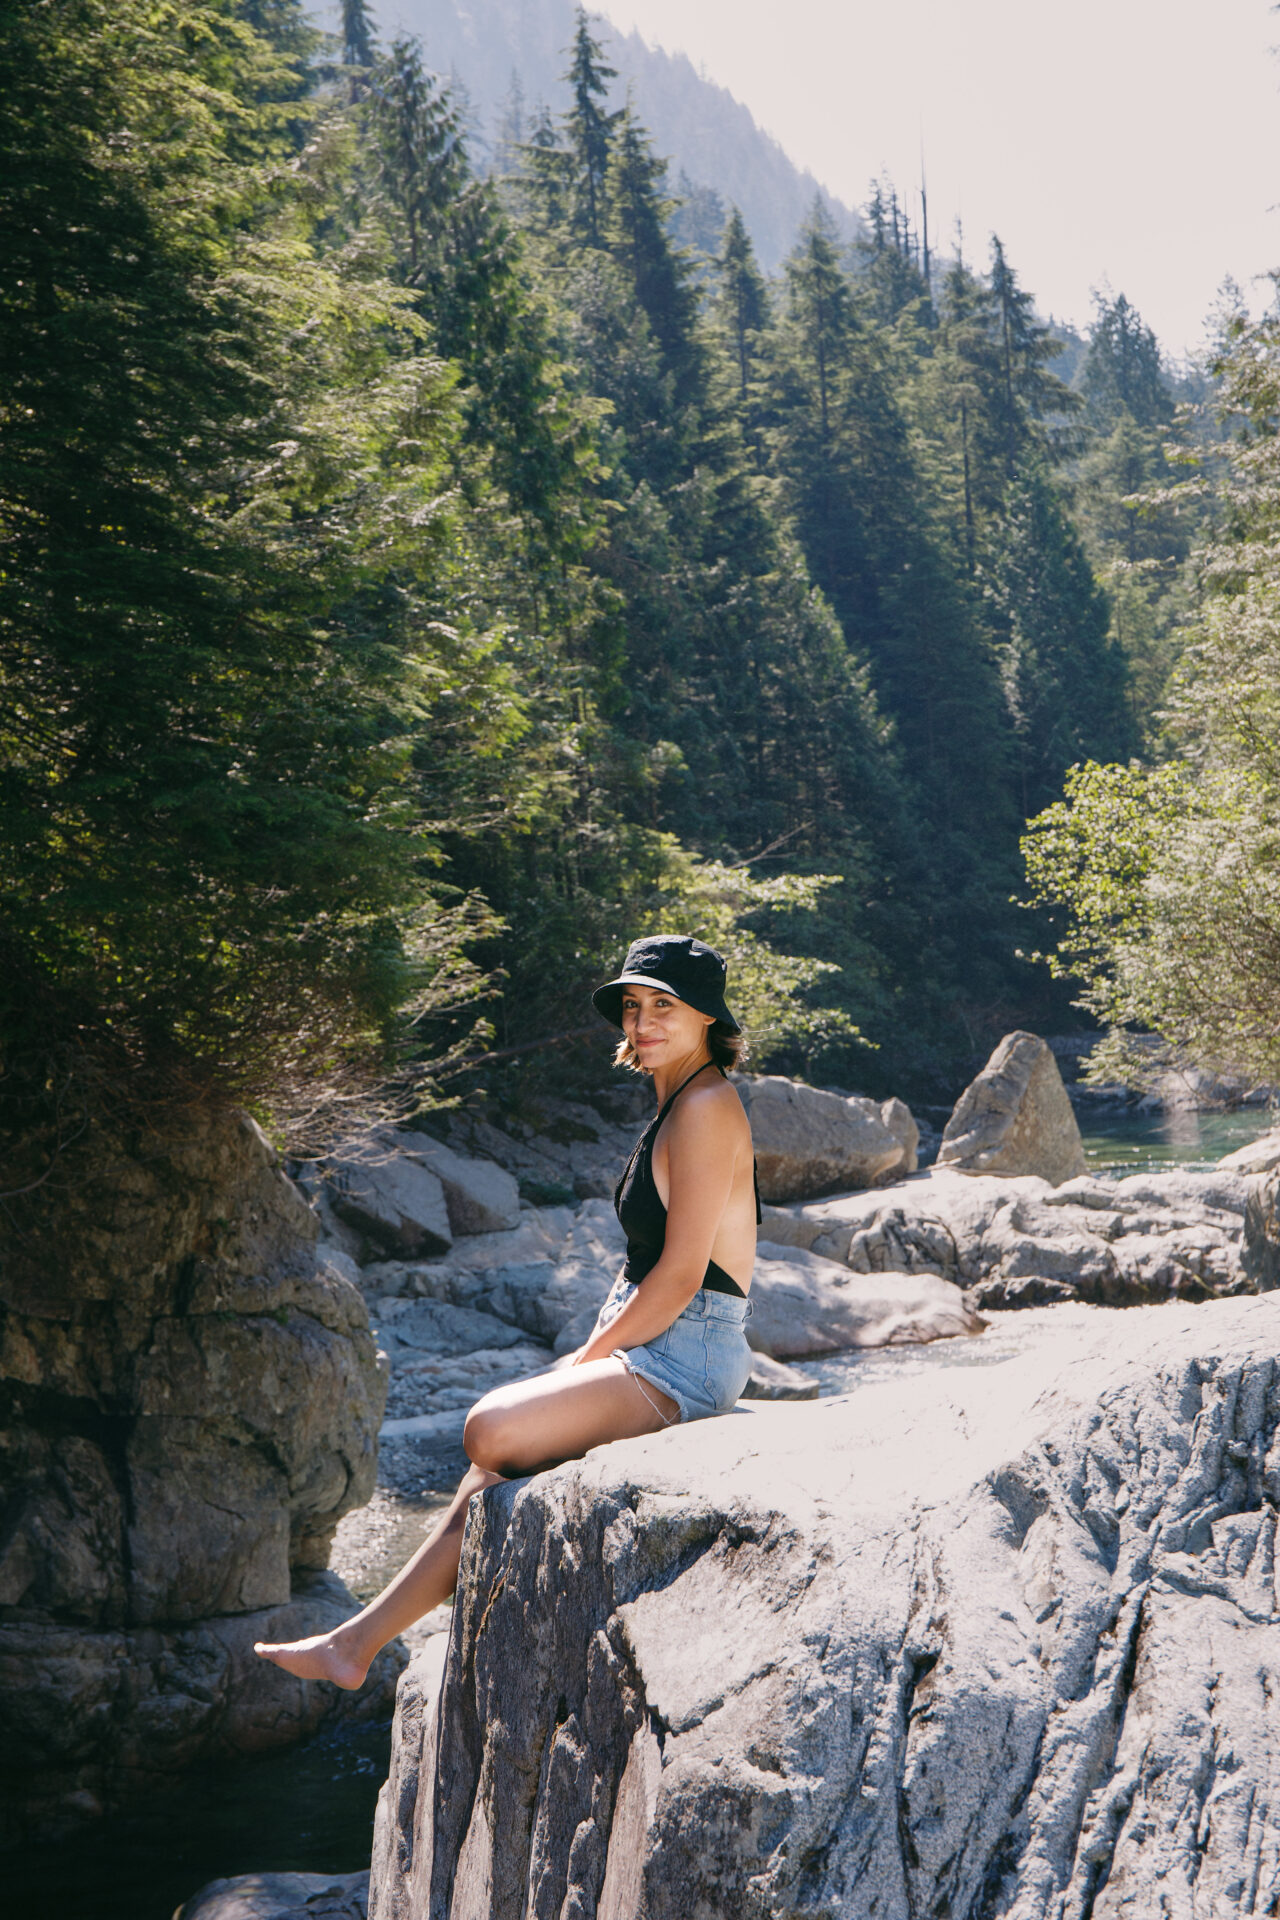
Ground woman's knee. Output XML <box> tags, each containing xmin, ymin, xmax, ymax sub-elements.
<box><xmin>463</xmin><ymin>1400</ymin><xmax>513</xmax><ymax>1472</ymax></box>
<box><xmin>457</xmin><ymin>1460</ymin><xmax>504</xmax><ymax>1500</ymax></box>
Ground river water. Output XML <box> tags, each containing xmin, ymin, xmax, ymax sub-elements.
<box><xmin>10</xmin><ymin>1102</ymin><xmax>1276</xmax><ymax>1918</ymax></box>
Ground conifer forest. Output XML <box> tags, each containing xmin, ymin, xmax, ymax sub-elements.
<box><xmin>4</xmin><ymin>0</ymin><xmax>1274</xmax><ymax>1145</ymax></box>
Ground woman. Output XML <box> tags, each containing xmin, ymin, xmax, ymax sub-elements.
<box><xmin>255</xmin><ymin>934</ymin><xmax>758</xmax><ymax>1689</ymax></box>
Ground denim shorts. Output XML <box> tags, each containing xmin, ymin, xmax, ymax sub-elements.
<box><xmin>594</xmin><ymin>1276</ymin><xmax>753</xmax><ymax>1425</ymax></box>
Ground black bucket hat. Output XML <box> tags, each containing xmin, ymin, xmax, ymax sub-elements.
<box><xmin>592</xmin><ymin>934</ymin><xmax>740</xmax><ymax>1033</ymax></box>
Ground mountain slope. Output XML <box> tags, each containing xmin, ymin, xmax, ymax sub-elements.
<box><xmin>385</xmin><ymin>0</ymin><xmax>859</xmax><ymax>266</ymax></box>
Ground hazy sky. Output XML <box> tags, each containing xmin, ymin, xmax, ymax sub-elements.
<box><xmin>596</xmin><ymin>0</ymin><xmax>1280</xmax><ymax>359</ymax></box>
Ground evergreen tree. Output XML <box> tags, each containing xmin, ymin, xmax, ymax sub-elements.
<box><xmin>366</xmin><ymin>36</ymin><xmax>466</xmax><ymax>287</ymax></box>
<box><xmin>340</xmin><ymin>0</ymin><xmax>376</xmax><ymax>90</ymax></box>
<box><xmin>988</xmin><ymin>236</ymin><xmax>1079</xmax><ymax>472</ymax></box>
<box><xmin>605</xmin><ymin>106</ymin><xmax>702</xmax><ymax>408</ymax></box>
<box><xmin>1081</xmin><ymin>291</ymin><xmax>1171</xmax><ymax>430</ymax></box>
<box><xmin>858</xmin><ymin>177</ymin><xmax>930</xmax><ymax>325</ymax></box>
<box><xmin>0</xmin><ymin>0</ymin><xmax>511</xmax><ymax>1125</ymax></box>
<box><xmin>715</xmin><ymin>206</ymin><xmax>769</xmax><ymax>405</ymax></box>
<box><xmin>563</xmin><ymin>6</ymin><xmax>617</xmax><ymax>247</ymax></box>
<box><xmin>988</xmin><ymin>467</ymin><xmax>1134</xmax><ymax>816</ymax></box>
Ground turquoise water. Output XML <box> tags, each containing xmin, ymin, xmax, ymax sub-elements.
<box><xmin>1077</xmin><ymin>1104</ymin><xmax>1277</xmax><ymax>1176</ymax></box>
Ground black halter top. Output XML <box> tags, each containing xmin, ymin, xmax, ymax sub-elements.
<box><xmin>613</xmin><ymin>1062</ymin><xmax>760</xmax><ymax>1298</ymax></box>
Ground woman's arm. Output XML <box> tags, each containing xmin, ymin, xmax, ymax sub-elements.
<box><xmin>572</xmin><ymin>1088</ymin><xmax>740</xmax><ymax>1364</ymax></box>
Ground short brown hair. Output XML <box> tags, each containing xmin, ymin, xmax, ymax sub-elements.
<box><xmin>613</xmin><ymin>1020</ymin><xmax>749</xmax><ymax>1075</ymax></box>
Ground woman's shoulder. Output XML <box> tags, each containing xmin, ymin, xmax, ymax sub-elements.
<box><xmin>667</xmin><ymin>1072</ymin><xmax>750</xmax><ymax>1142</ymax></box>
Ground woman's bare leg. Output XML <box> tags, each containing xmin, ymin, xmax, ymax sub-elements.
<box><xmin>254</xmin><ymin>1359</ymin><xmax>674</xmax><ymax>1689</ymax></box>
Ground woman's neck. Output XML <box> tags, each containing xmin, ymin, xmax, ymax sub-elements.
<box><xmin>651</xmin><ymin>1050</ymin><xmax>713</xmax><ymax>1107</ymax></box>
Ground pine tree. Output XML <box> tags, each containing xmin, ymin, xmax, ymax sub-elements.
<box><xmin>563</xmin><ymin>6</ymin><xmax>617</xmax><ymax>247</ymax></box>
<box><xmin>988</xmin><ymin>235</ymin><xmax>1079</xmax><ymax>473</ymax></box>
<box><xmin>340</xmin><ymin>0</ymin><xmax>376</xmax><ymax>90</ymax></box>
<box><xmin>990</xmin><ymin>468</ymin><xmax>1134</xmax><ymax>817</ymax></box>
<box><xmin>1082</xmin><ymin>291</ymin><xmax>1171</xmax><ymax>430</ymax></box>
<box><xmin>606</xmin><ymin>106</ymin><xmax>702</xmax><ymax>407</ymax></box>
<box><xmin>0</xmin><ymin>0</ymin><xmax>512</xmax><ymax>1125</ymax></box>
<box><xmin>715</xmin><ymin>207</ymin><xmax>768</xmax><ymax>405</ymax></box>
<box><xmin>366</xmin><ymin>37</ymin><xmax>465</xmax><ymax>287</ymax></box>
<box><xmin>781</xmin><ymin>201</ymin><xmax>858</xmax><ymax>442</ymax></box>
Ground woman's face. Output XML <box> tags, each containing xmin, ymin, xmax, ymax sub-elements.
<box><xmin>620</xmin><ymin>983</ymin><xmax>714</xmax><ymax>1070</ymax></box>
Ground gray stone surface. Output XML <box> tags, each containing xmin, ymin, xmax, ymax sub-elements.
<box><xmin>749</xmin><ymin>1242</ymin><xmax>983</xmax><ymax>1356</ymax></box>
<box><xmin>1244</xmin><ymin>1167</ymin><xmax>1280</xmax><ymax>1293</ymax></box>
<box><xmin>326</xmin><ymin>1146</ymin><xmax>452</xmax><ymax>1258</ymax></box>
<box><xmin>734</xmin><ymin>1074</ymin><xmax>918</xmax><ymax>1201</ymax></box>
<box><xmin>1</xmin><ymin>1570</ymin><xmax>400</xmax><ymax>1844</ymax></box>
<box><xmin>0</xmin><ymin>1108</ymin><xmax>388</xmax><ymax>1840</ymax></box>
<box><xmin>368</xmin><ymin>1296</ymin><xmax>1280</xmax><ymax>1920</ymax></box>
<box><xmin>764</xmin><ymin>1164</ymin><xmax>1255</xmax><ymax>1310</ymax></box>
<box><xmin>437</xmin><ymin>1096</ymin><xmax>645</xmax><ymax>1203</ymax></box>
<box><xmin>1223</xmin><ymin>1126</ymin><xmax>1280</xmax><ymax>1175</ymax></box>
<box><xmin>176</xmin><ymin>1868</ymin><xmax>368</xmax><ymax>1920</ymax></box>
<box><xmin>739</xmin><ymin>1352</ymin><xmax>820</xmax><ymax>1400</ymax></box>
<box><xmin>939</xmin><ymin>1030</ymin><xmax>1087</xmax><ymax>1185</ymax></box>
<box><xmin>392</xmin><ymin>1133</ymin><xmax>520</xmax><ymax>1236</ymax></box>
<box><xmin>372</xmin><ymin>1297</ymin><xmax>530</xmax><ymax>1358</ymax></box>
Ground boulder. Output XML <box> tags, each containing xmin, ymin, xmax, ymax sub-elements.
<box><xmin>368</xmin><ymin>1295</ymin><xmax>1280</xmax><ymax>1920</ymax></box>
<box><xmin>740</xmin><ymin>1352</ymin><xmax>820</xmax><ymax>1400</ymax></box>
<box><xmin>0</xmin><ymin>1108</ymin><xmax>388</xmax><ymax>1841</ymax></box>
<box><xmin>0</xmin><ymin>1570</ymin><xmax>400</xmax><ymax>1846</ymax></box>
<box><xmin>326</xmin><ymin>1148</ymin><xmax>452</xmax><ymax>1259</ymax></box>
<box><xmin>749</xmin><ymin>1242</ymin><xmax>984</xmax><ymax>1356</ymax></box>
<box><xmin>371</xmin><ymin>1297</ymin><xmax>530</xmax><ymax>1358</ymax></box>
<box><xmin>1220</xmin><ymin>1126</ymin><xmax>1280</xmax><ymax>1175</ymax></box>
<box><xmin>392</xmin><ymin>1133</ymin><xmax>521</xmax><ymax>1236</ymax></box>
<box><xmin>1244</xmin><ymin>1168</ymin><xmax>1280</xmax><ymax>1292</ymax></box>
<box><xmin>176</xmin><ymin>1869</ymin><xmax>368</xmax><ymax>1920</ymax></box>
<box><xmin>436</xmin><ymin>1097</ymin><xmax>645</xmax><ymax>1204</ymax></box>
<box><xmin>764</xmin><ymin>1164</ymin><xmax>1254</xmax><ymax>1309</ymax></box>
<box><xmin>938</xmin><ymin>1030</ymin><xmax>1087</xmax><ymax>1185</ymax></box>
<box><xmin>733</xmin><ymin>1074</ymin><xmax>918</xmax><ymax>1201</ymax></box>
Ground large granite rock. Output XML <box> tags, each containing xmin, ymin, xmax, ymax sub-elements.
<box><xmin>748</xmin><ymin>1243</ymin><xmax>983</xmax><ymax>1355</ymax></box>
<box><xmin>326</xmin><ymin>1145</ymin><xmax>453</xmax><ymax>1259</ymax></box>
<box><xmin>0</xmin><ymin>1108</ymin><xmax>390</xmax><ymax>1841</ymax></box>
<box><xmin>764</xmin><ymin>1164</ymin><xmax>1255</xmax><ymax>1309</ymax></box>
<box><xmin>368</xmin><ymin>1295</ymin><xmax>1280</xmax><ymax>1920</ymax></box>
<box><xmin>1244</xmin><ymin>1167</ymin><xmax>1280</xmax><ymax>1293</ymax></box>
<box><xmin>176</xmin><ymin>1869</ymin><xmax>368</xmax><ymax>1920</ymax></box>
<box><xmin>732</xmin><ymin>1074</ymin><xmax>918</xmax><ymax>1201</ymax></box>
<box><xmin>938</xmin><ymin>1030</ymin><xmax>1087</xmax><ymax>1185</ymax></box>
<box><xmin>435</xmin><ymin>1095</ymin><xmax>646</xmax><ymax>1204</ymax></box>
<box><xmin>393</xmin><ymin>1134</ymin><xmax>521</xmax><ymax>1237</ymax></box>
<box><xmin>1219</xmin><ymin>1126</ymin><xmax>1280</xmax><ymax>1175</ymax></box>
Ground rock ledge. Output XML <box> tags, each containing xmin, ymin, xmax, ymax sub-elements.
<box><xmin>370</xmin><ymin>1295</ymin><xmax>1280</xmax><ymax>1919</ymax></box>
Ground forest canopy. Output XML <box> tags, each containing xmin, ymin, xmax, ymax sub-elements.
<box><xmin>1</xmin><ymin>0</ymin><xmax>1218</xmax><ymax>1140</ymax></box>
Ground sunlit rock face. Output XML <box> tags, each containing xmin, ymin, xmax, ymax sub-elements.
<box><xmin>370</xmin><ymin>1296</ymin><xmax>1280</xmax><ymax>1920</ymax></box>
<box><xmin>0</xmin><ymin>1108</ymin><xmax>395</xmax><ymax>1841</ymax></box>
<box><xmin>764</xmin><ymin>1163</ymin><xmax>1256</xmax><ymax>1310</ymax></box>
<box><xmin>939</xmin><ymin>1031</ymin><xmax>1087</xmax><ymax>1187</ymax></box>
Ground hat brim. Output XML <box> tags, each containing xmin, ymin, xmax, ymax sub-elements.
<box><xmin>591</xmin><ymin>972</ymin><xmax>741</xmax><ymax>1033</ymax></box>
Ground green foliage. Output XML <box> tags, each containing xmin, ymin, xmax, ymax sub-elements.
<box><xmin>1022</xmin><ymin>308</ymin><xmax>1280</xmax><ymax>1088</ymax></box>
<box><xmin>2</xmin><ymin>0</ymin><xmax>1184</xmax><ymax>1133</ymax></box>
<box><xmin>0</xmin><ymin>0</ymin><xmax>512</xmax><ymax>1120</ymax></box>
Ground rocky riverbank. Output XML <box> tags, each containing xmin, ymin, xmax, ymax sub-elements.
<box><xmin>21</xmin><ymin>1029</ymin><xmax>1280</xmax><ymax>1913</ymax></box>
<box><xmin>368</xmin><ymin>1293</ymin><xmax>1280</xmax><ymax>1919</ymax></box>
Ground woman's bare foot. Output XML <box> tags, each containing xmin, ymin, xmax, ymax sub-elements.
<box><xmin>254</xmin><ymin>1622</ymin><xmax>371</xmax><ymax>1690</ymax></box>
